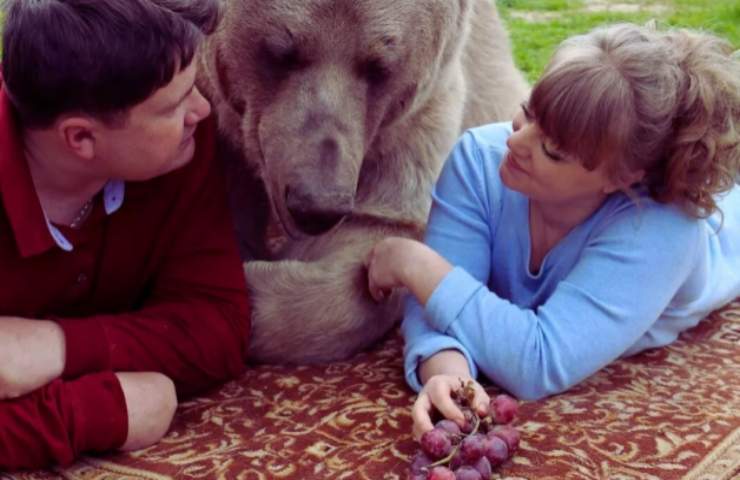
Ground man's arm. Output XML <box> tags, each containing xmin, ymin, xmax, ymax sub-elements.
<box><xmin>0</xmin><ymin>317</ymin><xmax>64</xmax><ymax>398</ymax></box>
<box><xmin>0</xmin><ymin>372</ymin><xmax>127</xmax><ymax>470</ymax></box>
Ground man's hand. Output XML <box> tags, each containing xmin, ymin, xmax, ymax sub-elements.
<box><xmin>411</xmin><ymin>374</ymin><xmax>490</xmax><ymax>441</ymax></box>
<box><xmin>0</xmin><ymin>318</ymin><xmax>66</xmax><ymax>399</ymax></box>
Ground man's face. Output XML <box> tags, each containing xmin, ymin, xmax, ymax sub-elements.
<box><xmin>95</xmin><ymin>61</ymin><xmax>211</xmax><ymax>181</ymax></box>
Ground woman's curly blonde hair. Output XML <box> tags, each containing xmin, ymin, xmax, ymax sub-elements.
<box><xmin>529</xmin><ymin>23</ymin><xmax>740</xmax><ymax>218</ymax></box>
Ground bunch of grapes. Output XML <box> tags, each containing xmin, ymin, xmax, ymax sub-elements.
<box><xmin>408</xmin><ymin>381</ymin><xmax>521</xmax><ymax>480</ymax></box>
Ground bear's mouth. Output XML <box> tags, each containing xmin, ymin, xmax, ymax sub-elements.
<box><xmin>281</xmin><ymin>186</ymin><xmax>349</xmax><ymax>237</ymax></box>
<box><xmin>271</xmin><ymin>187</ymin><xmax>304</xmax><ymax>240</ymax></box>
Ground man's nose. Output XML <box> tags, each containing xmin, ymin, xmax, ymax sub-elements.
<box><xmin>186</xmin><ymin>88</ymin><xmax>212</xmax><ymax>125</ymax></box>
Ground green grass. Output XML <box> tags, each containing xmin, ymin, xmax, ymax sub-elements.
<box><xmin>497</xmin><ymin>0</ymin><xmax>740</xmax><ymax>82</ymax></box>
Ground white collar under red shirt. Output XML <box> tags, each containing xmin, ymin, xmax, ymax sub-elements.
<box><xmin>45</xmin><ymin>179</ymin><xmax>125</xmax><ymax>252</ymax></box>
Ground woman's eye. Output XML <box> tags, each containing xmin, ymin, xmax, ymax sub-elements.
<box><xmin>541</xmin><ymin>142</ymin><xmax>563</xmax><ymax>161</ymax></box>
<box><xmin>520</xmin><ymin>102</ymin><xmax>533</xmax><ymax>121</ymax></box>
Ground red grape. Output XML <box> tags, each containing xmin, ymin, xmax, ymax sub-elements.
<box><xmin>448</xmin><ymin>451</ymin><xmax>464</xmax><ymax>470</ymax></box>
<box><xmin>491</xmin><ymin>425</ymin><xmax>520</xmax><ymax>453</ymax></box>
<box><xmin>410</xmin><ymin>451</ymin><xmax>433</xmax><ymax>474</ymax></box>
<box><xmin>427</xmin><ymin>466</ymin><xmax>455</xmax><ymax>480</ymax></box>
<box><xmin>453</xmin><ymin>466</ymin><xmax>482</xmax><ymax>480</ymax></box>
<box><xmin>420</xmin><ymin>428</ymin><xmax>452</xmax><ymax>459</ymax></box>
<box><xmin>459</xmin><ymin>433</ymin><xmax>487</xmax><ymax>463</ymax></box>
<box><xmin>473</xmin><ymin>456</ymin><xmax>492</xmax><ymax>477</ymax></box>
<box><xmin>435</xmin><ymin>419</ymin><xmax>462</xmax><ymax>437</ymax></box>
<box><xmin>490</xmin><ymin>394</ymin><xmax>518</xmax><ymax>424</ymax></box>
<box><xmin>483</xmin><ymin>434</ymin><xmax>509</xmax><ymax>465</ymax></box>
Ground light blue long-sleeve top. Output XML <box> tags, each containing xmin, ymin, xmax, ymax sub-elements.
<box><xmin>403</xmin><ymin>122</ymin><xmax>740</xmax><ymax>400</ymax></box>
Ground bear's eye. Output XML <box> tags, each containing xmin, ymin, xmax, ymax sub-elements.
<box><xmin>259</xmin><ymin>35</ymin><xmax>305</xmax><ymax>74</ymax></box>
<box><xmin>358</xmin><ymin>58</ymin><xmax>390</xmax><ymax>87</ymax></box>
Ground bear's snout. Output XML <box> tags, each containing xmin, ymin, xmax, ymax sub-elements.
<box><xmin>285</xmin><ymin>185</ymin><xmax>354</xmax><ymax>235</ymax></box>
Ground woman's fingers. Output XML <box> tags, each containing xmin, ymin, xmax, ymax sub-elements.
<box><xmin>471</xmin><ymin>382</ymin><xmax>491</xmax><ymax>416</ymax></box>
<box><xmin>428</xmin><ymin>380</ymin><xmax>466</xmax><ymax>427</ymax></box>
<box><xmin>412</xmin><ymin>376</ymin><xmax>494</xmax><ymax>441</ymax></box>
<box><xmin>411</xmin><ymin>393</ymin><xmax>435</xmax><ymax>441</ymax></box>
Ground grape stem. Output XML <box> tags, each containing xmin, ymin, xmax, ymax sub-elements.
<box><xmin>423</xmin><ymin>413</ymin><xmax>481</xmax><ymax>470</ymax></box>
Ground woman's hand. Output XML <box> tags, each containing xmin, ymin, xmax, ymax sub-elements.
<box><xmin>365</xmin><ymin>237</ymin><xmax>415</xmax><ymax>301</ymax></box>
<box><xmin>412</xmin><ymin>374</ymin><xmax>490</xmax><ymax>441</ymax></box>
<box><xmin>365</xmin><ymin>237</ymin><xmax>453</xmax><ymax>305</ymax></box>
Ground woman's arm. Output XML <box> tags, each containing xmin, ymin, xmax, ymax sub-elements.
<box><xmin>367</xmin><ymin>126</ymin><xmax>506</xmax><ymax>393</ymax></box>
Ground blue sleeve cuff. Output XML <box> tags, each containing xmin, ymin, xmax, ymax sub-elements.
<box><xmin>426</xmin><ymin>266</ymin><xmax>484</xmax><ymax>333</ymax></box>
<box><xmin>401</xmin><ymin>298</ymin><xmax>478</xmax><ymax>392</ymax></box>
<box><xmin>403</xmin><ymin>336</ymin><xmax>479</xmax><ymax>392</ymax></box>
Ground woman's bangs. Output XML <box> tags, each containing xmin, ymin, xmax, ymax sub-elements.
<box><xmin>530</xmin><ymin>59</ymin><xmax>628</xmax><ymax>169</ymax></box>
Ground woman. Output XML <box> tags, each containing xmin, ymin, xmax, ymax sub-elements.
<box><xmin>365</xmin><ymin>23</ymin><xmax>740</xmax><ymax>439</ymax></box>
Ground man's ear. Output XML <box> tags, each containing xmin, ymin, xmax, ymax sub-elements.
<box><xmin>56</xmin><ymin>116</ymin><xmax>97</xmax><ymax>160</ymax></box>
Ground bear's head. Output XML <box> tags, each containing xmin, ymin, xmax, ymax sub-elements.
<box><xmin>200</xmin><ymin>0</ymin><xmax>473</xmax><ymax>237</ymax></box>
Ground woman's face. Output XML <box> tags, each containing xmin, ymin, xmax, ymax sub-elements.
<box><xmin>500</xmin><ymin>103</ymin><xmax>619</xmax><ymax>207</ymax></box>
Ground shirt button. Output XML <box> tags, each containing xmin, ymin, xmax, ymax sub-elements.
<box><xmin>76</xmin><ymin>273</ymin><xmax>88</xmax><ymax>284</ymax></box>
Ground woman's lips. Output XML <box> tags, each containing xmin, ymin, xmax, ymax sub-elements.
<box><xmin>505</xmin><ymin>151</ymin><xmax>527</xmax><ymax>175</ymax></box>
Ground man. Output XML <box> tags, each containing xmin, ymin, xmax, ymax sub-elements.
<box><xmin>0</xmin><ymin>0</ymin><xmax>250</xmax><ymax>470</ymax></box>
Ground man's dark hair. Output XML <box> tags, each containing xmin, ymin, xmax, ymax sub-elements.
<box><xmin>1</xmin><ymin>0</ymin><xmax>219</xmax><ymax>128</ymax></box>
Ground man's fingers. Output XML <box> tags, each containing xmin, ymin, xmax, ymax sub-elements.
<box><xmin>411</xmin><ymin>393</ymin><xmax>435</xmax><ymax>441</ymax></box>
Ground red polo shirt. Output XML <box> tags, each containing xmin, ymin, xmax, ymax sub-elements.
<box><xmin>0</xmin><ymin>81</ymin><xmax>250</xmax><ymax>469</ymax></box>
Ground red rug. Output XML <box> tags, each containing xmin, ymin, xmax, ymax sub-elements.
<box><xmin>7</xmin><ymin>300</ymin><xmax>740</xmax><ymax>480</ymax></box>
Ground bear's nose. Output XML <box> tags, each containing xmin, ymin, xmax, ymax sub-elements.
<box><xmin>285</xmin><ymin>186</ymin><xmax>353</xmax><ymax>235</ymax></box>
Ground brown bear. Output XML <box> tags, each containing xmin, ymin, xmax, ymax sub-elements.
<box><xmin>197</xmin><ymin>0</ymin><xmax>528</xmax><ymax>363</ymax></box>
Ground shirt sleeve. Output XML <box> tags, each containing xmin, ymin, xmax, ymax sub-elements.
<box><xmin>402</xmin><ymin>298</ymin><xmax>479</xmax><ymax>392</ymax></box>
<box><xmin>57</xmin><ymin>122</ymin><xmax>251</xmax><ymax>398</ymax></box>
<box><xmin>0</xmin><ymin>372</ymin><xmax>127</xmax><ymax>470</ymax></box>
<box><xmin>421</xmin><ymin>155</ymin><xmax>703</xmax><ymax>400</ymax></box>
<box><xmin>402</xmin><ymin>126</ymin><xmax>507</xmax><ymax>391</ymax></box>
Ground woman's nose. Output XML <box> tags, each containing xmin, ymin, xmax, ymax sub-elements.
<box><xmin>512</xmin><ymin>108</ymin><xmax>526</xmax><ymax>132</ymax></box>
<box><xmin>506</xmin><ymin>123</ymin><xmax>533</xmax><ymax>156</ymax></box>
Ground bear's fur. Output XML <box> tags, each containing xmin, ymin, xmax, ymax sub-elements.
<box><xmin>197</xmin><ymin>0</ymin><xmax>528</xmax><ymax>363</ymax></box>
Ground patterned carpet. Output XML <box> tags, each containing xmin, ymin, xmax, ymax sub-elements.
<box><xmin>6</xmin><ymin>300</ymin><xmax>739</xmax><ymax>480</ymax></box>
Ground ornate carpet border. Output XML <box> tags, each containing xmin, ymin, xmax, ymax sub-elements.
<box><xmin>684</xmin><ymin>426</ymin><xmax>740</xmax><ymax>480</ymax></box>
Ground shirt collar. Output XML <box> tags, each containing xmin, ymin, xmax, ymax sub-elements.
<box><xmin>45</xmin><ymin>179</ymin><xmax>126</xmax><ymax>252</ymax></box>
